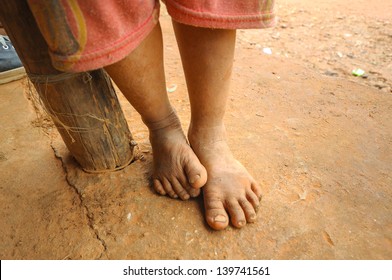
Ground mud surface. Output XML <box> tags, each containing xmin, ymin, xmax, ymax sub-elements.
<box><xmin>1</xmin><ymin>0</ymin><xmax>391</xmax><ymax>259</ymax></box>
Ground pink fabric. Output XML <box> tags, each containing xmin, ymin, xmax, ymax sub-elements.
<box><xmin>166</xmin><ymin>0</ymin><xmax>276</xmax><ymax>29</ymax></box>
<box><xmin>28</xmin><ymin>0</ymin><xmax>159</xmax><ymax>72</ymax></box>
<box><xmin>28</xmin><ymin>0</ymin><xmax>275</xmax><ymax>73</ymax></box>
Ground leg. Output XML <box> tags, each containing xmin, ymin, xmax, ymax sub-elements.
<box><xmin>173</xmin><ymin>21</ymin><xmax>262</xmax><ymax>230</ymax></box>
<box><xmin>105</xmin><ymin>23</ymin><xmax>207</xmax><ymax>199</ymax></box>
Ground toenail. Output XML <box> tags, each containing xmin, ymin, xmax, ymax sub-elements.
<box><xmin>250</xmin><ymin>214</ymin><xmax>257</xmax><ymax>221</ymax></box>
<box><xmin>189</xmin><ymin>174</ymin><xmax>200</xmax><ymax>184</ymax></box>
<box><xmin>214</xmin><ymin>215</ymin><xmax>227</xmax><ymax>223</ymax></box>
<box><xmin>238</xmin><ymin>221</ymin><xmax>245</xmax><ymax>227</ymax></box>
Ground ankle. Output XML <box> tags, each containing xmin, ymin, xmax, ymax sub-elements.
<box><xmin>143</xmin><ymin>109</ymin><xmax>182</xmax><ymax>132</ymax></box>
<box><xmin>188</xmin><ymin>123</ymin><xmax>227</xmax><ymax>146</ymax></box>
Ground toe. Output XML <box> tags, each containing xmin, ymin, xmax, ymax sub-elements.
<box><xmin>226</xmin><ymin>200</ymin><xmax>247</xmax><ymax>228</ymax></box>
<box><xmin>239</xmin><ymin>199</ymin><xmax>257</xmax><ymax>223</ymax></box>
<box><xmin>246</xmin><ymin>190</ymin><xmax>261</xmax><ymax>212</ymax></box>
<box><xmin>171</xmin><ymin>177</ymin><xmax>190</xmax><ymax>200</ymax></box>
<box><xmin>153</xmin><ymin>179</ymin><xmax>166</xmax><ymax>195</ymax></box>
<box><xmin>184</xmin><ymin>157</ymin><xmax>207</xmax><ymax>189</ymax></box>
<box><xmin>204</xmin><ymin>195</ymin><xmax>229</xmax><ymax>230</ymax></box>
<box><xmin>162</xmin><ymin>178</ymin><xmax>178</xmax><ymax>199</ymax></box>
<box><xmin>188</xmin><ymin>187</ymin><xmax>201</xmax><ymax>198</ymax></box>
<box><xmin>178</xmin><ymin>174</ymin><xmax>201</xmax><ymax>198</ymax></box>
<box><xmin>251</xmin><ymin>181</ymin><xmax>262</xmax><ymax>201</ymax></box>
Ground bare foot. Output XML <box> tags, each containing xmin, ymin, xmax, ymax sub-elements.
<box><xmin>189</xmin><ymin>125</ymin><xmax>262</xmax><ymax>230</ymax></box>
<box><xmin>145</xmin><ymin>111</ymin><xmax>207</xmax><ymax>200</ymax></box>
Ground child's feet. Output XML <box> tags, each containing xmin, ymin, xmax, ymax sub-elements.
<box><xmin>189</xmin><ymin>125</ymin><xmax>262</xmax><ymax>230</ymax></box>
<box><xmin>146</xmin><ymin>111</ymin><xmax>207</xmax><ymax>200</ymax></box>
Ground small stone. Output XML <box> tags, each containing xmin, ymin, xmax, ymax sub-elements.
<box><xmin>167</xmin><ymin>84</ymin><xmax>178</xmax><ymax>93</ymax></box>
<box><xmin>352</xmin><ymin>68</ymin><xmax>365</xmax><ymax>77</ymax></box>
<box><xmin>324</xmin><ymin>70</ymin><xmax>339</xmax><ymax>77</ymax></box>
<box><xmin>263</xmin><ymin>47</ymin><xmax>272</xmax><ymax>55</ymax></box>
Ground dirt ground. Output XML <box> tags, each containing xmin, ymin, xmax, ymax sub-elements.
<box><xmin>0</xmin><ymin>0</ymin><xmax>391</xmax><ymax>259</ymax></box>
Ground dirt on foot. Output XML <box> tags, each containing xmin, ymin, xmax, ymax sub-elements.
<box><xmin>0</xmin><ymin>0</ymin><xmax>391</xmax><ymax>259</ymax></box>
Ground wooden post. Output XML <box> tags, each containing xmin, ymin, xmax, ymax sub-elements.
<box><xmin>0</xmin><ymin>0</ymin><xmax>135</xmax><ymax>172</ymax></box>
